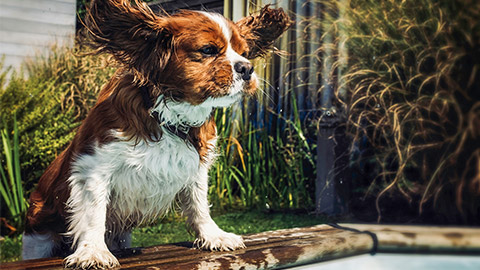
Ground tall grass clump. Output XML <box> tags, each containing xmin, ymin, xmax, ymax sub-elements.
<box><xmin>316</xmin><ymin>0</ymin><xmax>480</xmax><ymax>223</ymax></box>
<box><xmin>210</xmin><ymin>92</ymin><xmax>316</xmax><ymax>211</ymax></box>
<box><xmin>0</xmin><ymin>45</ymin><xmax>115</xmax><ymax>189</ymax></box>
<box><xmin>0</xmin><ymin>115</ymin><xmax>28</xmax><ymax>232</ymax></box>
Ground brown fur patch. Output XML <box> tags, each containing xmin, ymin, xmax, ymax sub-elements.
<box><xmin>188</xmin><ymin>117</ymin><xmax>217</xmax><ymax>161</ymax></box>
<box><xmin>160</xmin><ymin>11</ymin><xmax>235</xmax><ymax>104</ymax></box>
<box><xmin>236</xmin><ymin>5</ymin><xmax>292</xmax><ymax>59</ymax></box>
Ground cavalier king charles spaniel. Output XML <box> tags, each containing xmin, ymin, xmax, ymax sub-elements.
<box><xmin>22</xmin><ymin>0</ymin><xmax>290</xmax><ymax>268</ymax></box>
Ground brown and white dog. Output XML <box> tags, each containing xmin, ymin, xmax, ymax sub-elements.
<box><xmin>22</xmin><ymin>0</ymin><xmax>290</xmax><ymax>268</ymax></box>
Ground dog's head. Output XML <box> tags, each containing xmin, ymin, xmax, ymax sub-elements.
<box><xmin>85</xmin><ymin>0</ymin><xmax>291</xmax><ymax>107</ymax></box>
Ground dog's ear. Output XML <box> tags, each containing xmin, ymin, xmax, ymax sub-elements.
<box><xmin>236</xmin><ymin>5</ymin><xmax>292</xmax><ymax>59</ymax></box>
<box><xmin>85</xmin><ymin>0</ymin><xmax>172</xmax><ymax>83</ymax></box>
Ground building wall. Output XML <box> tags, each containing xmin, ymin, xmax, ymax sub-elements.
<box><xmin>0</xmin><ymin>0</ymin><xmax>76</xmax><ymax>73</ymax></box>
<box><xmin>149</xmin><ymin>0</ymin><xmax>224</xmax><ymax>14</ymax></box>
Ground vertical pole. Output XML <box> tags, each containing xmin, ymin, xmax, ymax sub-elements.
<box><xmin>315</xmin><ymin>0</ymin><xmax>348</xmax><ymax>216</ymax></box>
<box><xmin>231</xmin><ymin>0</ymin><xmax>246</xmax><ymax>21</ymax></box>
<box><xmin>316</xmin><ymin>123</ymin><xmax>337</xmax><ymax>214</ymax></box>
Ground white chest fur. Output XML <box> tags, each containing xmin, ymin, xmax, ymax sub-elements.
<box><xmin>68</xmin><ymin>130</ymin><xmax>204</xmax><ymax>229</ymax></box>
<box><xmin>111</xmin><ymin>131</ymin><xmax>202</xmax><ymax>222</ymax></box>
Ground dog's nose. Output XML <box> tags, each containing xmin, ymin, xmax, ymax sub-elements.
<box><xmin>234</xmin><ymin>62</ymin><xmax>254</xmax><ymax>81</ymax></box>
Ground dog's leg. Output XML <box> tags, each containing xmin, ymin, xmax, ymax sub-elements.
<box><xmin>22</xmin><ymin>232</ymin><xmax>58</xmax><ymax>259</ymax></box>
<box><xmin>63</xmin><ymin>170</ymin><xmax>119</xmax><ymax>269</ymax></box>
<box><xmin>180</xmin><ymin>164</ymin><xmax>245</xmax><ymax>251</ymax></box>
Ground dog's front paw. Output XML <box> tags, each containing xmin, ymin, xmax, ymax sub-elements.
<box><xmin>194</xmin><ymin>223</ymin><xmax>246</xmax><ymax>251</ymax></box>
<box><xmin>64</xmin><ymin>244</ymin><xmax>119</xmax><ymax>269</ymax></box>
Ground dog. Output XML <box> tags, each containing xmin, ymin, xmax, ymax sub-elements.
<box><xmin>22</xmin><ymin>0</ymin><xmax>290</xmax><ymax>268</ymax></box>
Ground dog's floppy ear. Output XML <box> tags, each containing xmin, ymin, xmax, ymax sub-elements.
<box><xmin>85</xmin><ymin>0</ymin><xmax>172</xmax><ymax>83</ymax></box>
<box><xmin>236</xmin><ymin>5</ymin><xmax>292</xmax><ymax>59</ymax></box>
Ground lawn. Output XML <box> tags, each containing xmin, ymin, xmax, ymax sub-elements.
<box><xmin>0</xmin><ymin>210</ymin><xmax>328</xmax><ymax>263</ymax></box>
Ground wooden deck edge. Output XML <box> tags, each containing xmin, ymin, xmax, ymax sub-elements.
<box><xmin>341</xmin><ymin>223</ymin><xmax>480</xmax><ymax>254</ymax></box>
<box><xmin>2</xmin><ymin>223</ymin><xmax>480</xmax><ymax>269</ymax></box>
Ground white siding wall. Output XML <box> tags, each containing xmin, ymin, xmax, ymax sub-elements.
<box><xmin>0</xmin><ymin>0</ymin><xmax>76</xmax><ymax>73</ymax></box>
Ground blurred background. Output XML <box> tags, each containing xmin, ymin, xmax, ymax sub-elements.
<box><xmin>1</xmin><ymin>0</ymin><xmax>479</xmax><ymax>262</ymax></box>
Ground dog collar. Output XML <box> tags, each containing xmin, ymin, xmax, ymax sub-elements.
<box><xmin>139</xmin><ymin>85</ymin><xmax>190</xmax><ymax>142</ymax></box>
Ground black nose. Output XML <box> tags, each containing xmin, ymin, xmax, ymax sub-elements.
<box><xmin>234</xmin><ymin>62</ymin><xmax>254</xmax><ymax>81</ymax></box>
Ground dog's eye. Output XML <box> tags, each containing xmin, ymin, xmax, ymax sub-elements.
<box><xmin>199</xmin><ymin>45</ymin><xmax>218</xmax><ymax>56</ymax></box>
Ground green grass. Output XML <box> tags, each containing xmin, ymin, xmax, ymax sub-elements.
<box><xmin>133</xmin><ymin>210</ymin><xmax>328</xmax><ymax>248</ymax></box>
<box><xmin>0</xmin><ymin>210</ymin><xmax>327</xmax><ymax>263</ymax></box>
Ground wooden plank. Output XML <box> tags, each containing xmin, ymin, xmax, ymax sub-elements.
<box><xmin>0</xmin><ymin>42</ymin><xmax>51</xmax><ymax>58</ymax></box>
<box><xmin>0</xmin><ymin>5</ymin><xmax>75</xmax><ymax>26</ymax></box>
<box><xmin>0</xmin><ymin>31</ymin><xmax>70</xmax><ymax>47</ymax></box>
<box><xmin>0</xmin><ymin>0</ymin><xmax>76</xmax><ymax>73</ymax></box>
<box><xmin>0</xmin><ymin>225</ymin><xmax>373</xmax><ymax>270</ymax></box>
<box><xmin>340</xmin><ymin>223</ymin><xmax>480</xmax><ymax>253</ymax></box>
<box><xmin>5</xmin><ymin>224</ymin><xmax>478</xmax><ymax>269</ymax></box>
<box><xmin>0</xmin><ymin>18</ymin><xmax>74</xmax><ymax>37</ymax></box>
<box><xmin>1</xmin><ymin>55</ymin><xmax>29</xmax><ymax>71</ymax></box>
<box><xmin>0</xmin><ymin>0</ymin><xmax>75</xmax><ymax>15</ymax></box>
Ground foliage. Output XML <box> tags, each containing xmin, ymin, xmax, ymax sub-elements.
<box><xmin>0</xmin><ymin>45</ymin><xmax>115</xmax><ymax>190</ymax></box>
<box><xmin>210</xmin><ymin>91</ymin><xmax>315</xmax><ymax>211</ymax></box>
<box><xmin>315</xmin><ymin>0</ymin><xmax>480</xmax><ymax>223</ymax></box>
<box><xmin>0</xmin><ymin>115</ymin><xmax>28</xmax><ymax>232</ymax></box>
<box><xmin>0</xmin><ymin>235</ymin><xmax>22</xmax><ymax>263</ymax></box>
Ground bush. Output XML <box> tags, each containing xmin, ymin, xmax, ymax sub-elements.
<box><xmin>0</xmin><ymin>235</ymin><xmax>22</xmax><ymax>262</ymax></box>
<box><xmin>318</xmin><ymin>0</ymin><xmax>480</xmax><ymax>223</ymax></box>
<box><xmin>0</xmin><ymin>45</ymin><xmax>115</xmax><ymax>191</ymax></box>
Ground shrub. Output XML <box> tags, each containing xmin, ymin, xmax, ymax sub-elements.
<box><xmin>317</xmin><ymin>0</ymin><xmax>480</xmax><ymax>223</ymax></box>
<box><xmin>0</xmin><ymin>234</ymin><xmax>22</xmax><ymax>262</ymax></box>
<box><xmin>0</xmin><ymin>45</ymin><xmax>115</xmax><ymax>191</ymax></box>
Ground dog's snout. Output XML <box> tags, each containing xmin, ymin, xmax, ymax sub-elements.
<box><xmin>234</xmin><ymin>62</ymin><xmax>254</xmax><ymax>81</ymax></box>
